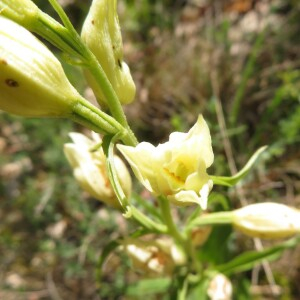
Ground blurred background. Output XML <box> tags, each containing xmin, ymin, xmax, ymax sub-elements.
<box><xmin>0</xmin><ymin>0</ymin><xmax>299</xmax><ymax>299</ymax></box>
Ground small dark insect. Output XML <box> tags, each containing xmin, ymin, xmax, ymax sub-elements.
<box><xmin>5</xmin><ymin>79</ymin><xmax>19</xmax><ymax>87</ymax></box>
<box><xmin>117</xmin><ymin>59</ymin><xmax>122</xmax><ymax>68</ymax></box>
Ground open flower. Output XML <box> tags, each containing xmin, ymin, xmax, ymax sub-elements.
<box><xmin>0</xmin><ymin>16</ymin><xmax>82</xmax><ymax>118</ymax></box>
<box><xmin>117</xmin><ymin>115</ymin><xmax>214</xmax><ymax>209</ymax></box>
<box><xmin>64</xmin><ymin>132</ymin><xmax>131</xmax><ymax>209</ymax></box>
<box><xmin>81</xmin><ymin>0</ymin><xmax>136</xmax><ymax>106</ymax></box>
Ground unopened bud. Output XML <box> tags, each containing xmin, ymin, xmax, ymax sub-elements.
<box><xmin>233</xmin><ymin>202</ymin><xmax>300</xmax><ymax>239</ymax></box>
<box><xmin>0</xmin><ymin>16</ymin><xmax>81</xmax><ymax>118</ymax></box>
<box><xmin>207</xmin><ymin>274</ymin><xmax>232</xmax><ymax>300</ymax></box>
<box><xmin>0</xmin><ymin>0</ymin><xmax>39</xmax><ymax>28</ymax></box>
<box><xmin>81</xmin><ymin>0</ymin><xmax>136</xmax><ymax>106</ymax></box>
<box><xmin>191</xmin><ymin>226</ymin><xmax>212</xmax><ymax>247</ymax></box>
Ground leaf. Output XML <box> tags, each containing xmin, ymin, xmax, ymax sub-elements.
<box><xmin>96</xmin><ymin>239</ymin><xmax>120</xmax><ymax>288</ymax></box>
<box><xmin>187</xmin><ymin>278</ymin><xmax>211</xmax><ymax>300</ymax></box>
<box><xmin>48</xmin><ymin>0</ymin><xmax>78</xmax><ymax>35</ymax></box>
<box><xmin>210</xmin><ymin>146</ymin><xmax>267</xmax><ymax>187</ymax></box>
<box><xmin>197</xmin><ymin>225</ymin><xmax>233</xmax><ymax>265</ymax></box>
<box><xmin>125</xmin><ymin>278</ymin><xmax>171</xmax><ymax>296</ymax></box>
<box><xmin>215</xmin><ymin>235</ymin><xmax>300</xmax><ymax>275</ymax></box>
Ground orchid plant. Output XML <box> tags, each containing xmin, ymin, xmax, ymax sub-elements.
<box><xmin>0</xmin><ymin>0</ymin><xmax>300</xmax><ymax>299</ymax></box>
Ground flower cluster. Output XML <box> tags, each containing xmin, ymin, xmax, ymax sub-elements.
<box><xmin>1</xmin><ymin>0</ymin><xmax>299</xmax><ymax>298</ymax></box>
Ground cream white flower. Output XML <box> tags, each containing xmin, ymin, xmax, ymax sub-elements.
<box><xmin>233</xmin><ymin>202</ymin><xmax>300</xmax><ymax>239</ymax></box>
<box><xmin>117</xmin><ymin>115</ymin><xmax>214</xmax><ymax>209</ymax></box>
<box><xmin>81</xmin><ymin>0</ymin><xmax>136</xmax><ymax>106</ymax></box>
<box><xmin>64</xmin><ymin>132</ymin><xmax>131</xmax><ymax>209</ymax></box>
<box><xmin>121</xmin><ymin>237</ymin><xmax>185</xmax><ymax>276</ymax></box>
<box><xmin>207</xmin><ymin>274</ymin><xmax>232</xmax><ymax>300</ymax></box>
<box><xmin>0</xmin><ymin>16</ymin><xmax>82</xmax><ymax>117</ymax></box>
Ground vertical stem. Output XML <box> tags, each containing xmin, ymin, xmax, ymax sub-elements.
<box><xmin>158</xmin><ymin>196</ymin><xmax>185</xmax><ymax>243</ymax></box>
<box><xmin>84</xmin><ymin>52</ymin><xmax>138</xmax><ymax>146</ymax></box>
<box><xmin>229</xmin><ymin>30</ymin><xmax>265</xmax><ymax>126</ymax></box>
<box><xmin>186</xmin><ymin>235</ymin><xmax>202</xmax><ymax>275</ymax></box>
<box><xmin>86</xmin><ymin>53</ymin><xmax>127</xmax><ymax>125</ymax></box>
<box><xmin>158</xmin><ymin>196</ymin><xmax>203</xmax><ymax>275</ymax></box>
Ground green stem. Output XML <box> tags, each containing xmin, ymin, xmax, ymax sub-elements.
<box><xmin>157</xmin><ymin>196</ymin><xmax>204</xmax><ymax>274</ymax></box>
<box><xmin>229</xmin><ymin>30</ymin><xmax>265</xmax><ymax>126</ymax></box>
<box><xmin>177</xmin><ymin>276</ymin><xmax>189</xmax><ymax>300</ymax></box>
<box><xmin>44</xmin><ymin>0</ymin><xmax>138</xmax><ymax>146</ymax></box>
<box><xmin>70</xmin><ymin>97</ymin><xmax>136</xmax><ymax>146</ymax></box>
<box><xmin>186</xmin><ymin>211</ymin><xmax>234</xmax><ymax>232</ymax></box>
<box><xmin>186</xmin><ymin>234</ymin><xmax>202</xmax><ymax>275</ymax></box>
<box><xmin>35</xmin><ymin>12</ymin><xmax>85</xmax><ymax>60</ymax></box>
<box><xmin>125</xmin><ymin>206</ymin><xmax>167</xmax><ymax>234</ymax></box>
<box><xmin>158</xmin><ymin>196</ymin><xmax>186</xmax><ymax>243</ymax></box>
<box><xmin>85</xmin><ymin>52</ymin><xmax>138</xmax><ymax>146</ymax></box>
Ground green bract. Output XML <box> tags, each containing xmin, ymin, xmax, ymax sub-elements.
<box><xmin>81</xmin><ymin>0</ymin><xmax>136</xmax><ymax>106</ymax></box>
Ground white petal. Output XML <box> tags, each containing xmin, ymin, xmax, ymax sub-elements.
<box><xmin>118</xmin><ymin>142</ymin><xmax>164</xmax><ymax>194</ymax></box>
<box><xmin>168</xmin><ymin>190</ymin><xmax>202</xmax><ymax>207</ymax></box>
<box><xmin>68</xmin><ymin>132</ymin><xmax>93</xmax><ymax>149</ymax></box>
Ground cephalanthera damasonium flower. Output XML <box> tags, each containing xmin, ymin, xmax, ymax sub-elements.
<box><xmin>121</xmin><ymin>237</ymin><xmax>186</xmax><ymax>276</ymax></box>
<box><xmin>207</xmin><ymin>274</ymin><xmax>233</xmax><ymax>300</ymax></box>
<box><xmin>118</xmin><ymin>115</ymin><xmax>214</xmax><ymax>209</ymax></box>
<box><xmin>233</xmin><ymin>202</ymin><xmax>300</xmax><ymax>239</ymax></box>
<box><xmin>0</xmin><ymin>16</ymin><xmax>81</xmax><ymax>117</ymax></box>
<box><xmin>64</xmin><ymin>132</ymin><xmax>131</xmax><ymax>209</ymax></box>
<box><xmin>81</xmin><ymin>0</ymin><xmax>136</xmax><ymax>106</ymax></box>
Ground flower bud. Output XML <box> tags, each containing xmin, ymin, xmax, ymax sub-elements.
<box><xmin>81</xmin><ymin>0</ymin><xmax>136</xmax><ymax>106</ymax></box>
<box><xmin>0</xmin><ymin>0</ymin><xmax>39</xmax><ymax>29</ymax></box>
<box><xmin>207</xmin><ymin>274</ymin><xmax>232</xmax><ymax>300</ymax></box>
<box><xmin>64</xmin><ymin>132</ymin><xmax>131</xmax><ymax>209</ymax></box>
<box><xmin>191</xmin><ymin>226</ymin><xmax>212</xmax><ymax>247</ymax></box>
<box><xmin>121</xmin><ymin>237</ymin><xmax>186</xmax><ymax>276</ymax></box>
<box><xmin>0</xmin><ymin>16</ymin><xmax>82</xmax><ymax>118</ymax></box>
<box><xmin>233</xmin><ymin>202</ymin><xmax>300</xmax><ymax>239</ymax></box>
